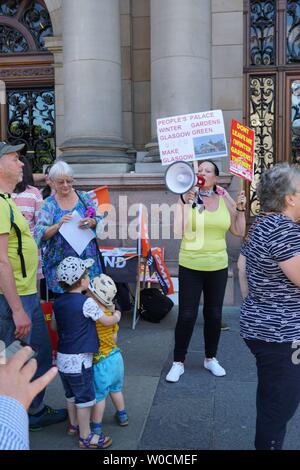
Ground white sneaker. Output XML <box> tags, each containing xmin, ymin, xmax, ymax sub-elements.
<box><xmin>204</xmin><ymin>358</ymin><xmax>226</xmax><ymax>377</ymax></box>
<box><xmin>166</xmin><ymin>362</ymin><xmax>184</xmax><ymax>382</ymax></box>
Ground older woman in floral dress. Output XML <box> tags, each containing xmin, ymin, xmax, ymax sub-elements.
<box><xmin>34</xmin><ymin>161</ymin><xmax>104</xmax><ymax>295</ymax></box>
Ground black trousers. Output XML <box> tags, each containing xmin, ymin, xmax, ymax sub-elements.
<box><xmin>174</xmin><ymin>265</ymin><xmax>228</xmax><ymax>362</ymax></box>
<box><xmin>245</xmin><ymin>339</ymin><xmax>300</xmax><ymax>450</ymax></box>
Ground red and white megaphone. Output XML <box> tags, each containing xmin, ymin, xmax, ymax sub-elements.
<box><xmin>165</xmin><ymin>162</ymin><xmax>201</xmax><ymax>194</ymax></box>
<box><xmin>165</xmin><ymin>162</ymin><xmax>206</xmax><ymax>206</ymax></box>
<box><xmin>196</xmin><ymin>175</ymin><xmax>206</xmax><ymax>189</ymax></box>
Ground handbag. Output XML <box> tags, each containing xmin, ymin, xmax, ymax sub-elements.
<box><xmin>139</xmin><ymin>288</ymin><xmax>174</xmax><ymax>323</ymax></box>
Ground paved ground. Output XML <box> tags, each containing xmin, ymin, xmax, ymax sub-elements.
<box><xmin>30</xmin><ymin>306</ymin><xmax>300</xmax><ymax>450</ymax></box>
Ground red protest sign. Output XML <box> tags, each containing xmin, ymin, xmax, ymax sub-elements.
<box><xmin>229</xmin><ymin>120</ymin><xmax>255</xmax><ymax>182</ymax></box>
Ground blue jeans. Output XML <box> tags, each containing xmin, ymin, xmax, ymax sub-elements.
<box><xmin>59</xmin><ymin>365</ymin><xmax>95</xmax><ymax>408</ymax></box>
<box><xmin>0</xmin><ymin>294</ymin><xmax>52</xmax><ymax>413</ymax></box>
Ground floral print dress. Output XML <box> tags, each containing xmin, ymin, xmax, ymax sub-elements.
<box><xmin>34</xmin><ymin>191</ymin><xmax>103</xmax><ymax>294</ymax></box>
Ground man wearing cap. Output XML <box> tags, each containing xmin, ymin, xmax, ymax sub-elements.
<box><xmin>0</xmin><ymin>142</ymin><xmax>67</xmax><ymax>430</ymax></box>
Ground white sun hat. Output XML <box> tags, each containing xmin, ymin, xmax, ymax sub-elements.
<box><xmin>57</xmin><ymin>256</ymin><xmax>94</xmax><ymax>286</ymax></box>
<box><xmin>88</xmin><ymin>274</ymin><xmax>117</xmax><ymax>309</ymax></box>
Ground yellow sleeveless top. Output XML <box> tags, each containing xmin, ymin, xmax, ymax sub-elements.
<box><xmin>179</xmin><ymin>196</ymin><xmax>231</xmax><ymax>271</ymax></box>
<box><xmin>94</xmin><ymin>308</ymin><xmax>119</xmax><ymax>363</ymax></box>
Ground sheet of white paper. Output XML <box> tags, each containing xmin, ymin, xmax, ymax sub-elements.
<box><xmin>59</xmin><ymin>210</ymin><xmax>95</xmax><ymax>256</ymax></box>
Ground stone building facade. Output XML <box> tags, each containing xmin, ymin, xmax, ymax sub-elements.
<box><xmin>48</xmin><ymin>0</ymin><xmax>242</xmax><ymax>279</ymax></box>
<box><xmin>3</xmin><ymin>1</ymin><xmax>299</xmax><ymax>298</ymax></box>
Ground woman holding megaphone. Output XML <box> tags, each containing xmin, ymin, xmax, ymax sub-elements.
<box><xmin>166</xmin><ymin>160</ymin><xmax>246</xmax><ymax>382</ymax></box>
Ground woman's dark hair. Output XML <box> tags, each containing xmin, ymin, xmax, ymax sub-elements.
<box><xmin>42</xmin><ymin>164</ymin><xmax>52</xmax><ymax>199</ymax></box>
<box><xmin>198</xmin><ymin>159</ymin><xmax>220</xmax><ymax>193</ymax></box>
<box><xmin>200</xmin><ymin>159</ymin><xmax>220</xmax><ymax>176</ymax></box>
<box><xmin>42</xmin><ymin>185</ymin><xmax>52</xmax><ymax>199</ymax></box>
<box><xmin>14</xmin><ymin>156</ymin><xmax>34</xmax><ymax>193</ymax></box>
<box><xmin>44</xmin><ymin>164</ymin><xmax>52</xmax><ymax>176</ymax></box>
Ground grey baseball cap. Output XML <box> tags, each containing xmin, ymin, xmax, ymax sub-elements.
<box><xmin>0</xmin><ymin>141</ymin><xmax>25</xmax><ymax>158</ymax></box>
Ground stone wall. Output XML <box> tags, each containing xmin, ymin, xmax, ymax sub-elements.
<box><xmin>120</xmin><ymin>0</ymin><xmax>151</xmax><ymax>151</ymax></box>
<box><xmin>212</xmin><ymin>0</ymin><xmax>244</xmax><ymax>261</ymax></box>
<box><xmin>44</xmin><ymin>0</ymin><xmax>245</xmax><ymax>299</ymax></box>
<box><xmin>73</xmin><ymin>172</ymin><xmax>233</xmax><ymax>276</ymax></box>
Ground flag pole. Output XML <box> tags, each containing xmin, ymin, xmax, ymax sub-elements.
<box><xmin>132</xmin><ymin>204</ymin><xmax>142</xmax><ymax>329</ymax></box>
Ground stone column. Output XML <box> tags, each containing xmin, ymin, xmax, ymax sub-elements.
<box><xmin>44</xmin><ymin>36</ymin><xmax>63</xmax><ymax>157</ymax></box>
<box><xmin>60</xmin><ymin>0</ymin><xmax>132</xmax><ymax>174</ymax></box>
<box><xmin>0</xmin><ymin>81</ymin><xmax>7</xmax><ymax>140</ymax></box>
<box><xmin>139</xmin><ymin>0</ymin><xmax>211</xmax><ymax>171</ymax></box>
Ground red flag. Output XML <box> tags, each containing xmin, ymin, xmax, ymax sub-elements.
<box><xmin>146</xmin><ymin>248</ymin><xmax>174</xmax><ymax>295</ymax></box>
<box><xmin>139</xmin><ymin>206</ymin><xmax>174</xmax><ymax>295</ymax></box>
<box><xmin>140</xmin><ymin>208</ymin><xmax>151</xmax><ymax>257</ymax></box>
<box><xmin>152</xmin><ymin>248</ymin><xmax>174</xmax><ymax>295</ymax></box>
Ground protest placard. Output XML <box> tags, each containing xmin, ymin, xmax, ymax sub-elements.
<box><xmin>157</xmin><ymin>110</ymin><xmax>227</xmax><ymax>166</ymax></box>
<box><xmin>229</xmin><ymin>120</ymin><xmax>255</xmax><ymax>182</ymax></box>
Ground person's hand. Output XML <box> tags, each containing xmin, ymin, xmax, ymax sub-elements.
<box><xmin>215</xmin><ymin>185</ymin><xmax>226</xmax><ymax>196</ymax></box>
<box><xmin>79</xmin><ymin>218</ymin><xmax>96</xmax><ymax>229</ymax></box>
<box><xmin>0</xmin><ymin>346</ymin><xmax>58</xmax><ymax>410</ymax></box>
<box><xmin>186</xmin><ymin>188</ymin><xmax>197</xmax><ymax>204</ymax></box>
<box><xmin>114</xmin><ymin>310</ymin><xmax>121</xmax><ymax>322</ymax></box>
<box><xmin>58</xmin><ymin>213</ymin><xmax>73</xmax><ymax>228</ymax></box>
<box><xmin>236</xmin><ymin>190</ymin><xmax>246</xmax><ymax>211</ymax></box>
<box><xmin>12</xmin><ymin>308</ymin><xmax>31</xmax><ymax>339</ymax></box>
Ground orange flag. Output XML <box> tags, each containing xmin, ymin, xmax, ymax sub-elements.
<box><xmin>139</xmin><ymin>206</ymin><xmax>174</xmax><ymax>295</ymax></box>
<box><xmin>140</xmin><ymin>207</ymin><xmax>151</xmax><ymax>257</ymax></box>
<box><xmin>88</xmin><ymin>186</ymin><xmax>111</xmax><ymax>214</ymax></box>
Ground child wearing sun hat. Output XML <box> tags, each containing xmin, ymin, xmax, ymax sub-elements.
<box><xmin>87</xmin><ymin>274</ymin><xmax>128</xmax><ymax>434</ymax></box>
<box><xmin>53</xmin><ymin>257</ymin><xmax>120</xmax><ymax>449</ymax></box>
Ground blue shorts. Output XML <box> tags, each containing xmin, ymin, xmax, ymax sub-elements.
<box><xmin>59</xmin><ymin>365</ymin><xmax>95</xmax><ymax>408</ymax></box>
<box><xmin>93</xmin><ymin>350</ymin><xmax>124</xmax><ymax>402</ymax></box>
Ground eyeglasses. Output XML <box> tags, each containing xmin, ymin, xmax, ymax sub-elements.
<box><xmin>55</xmin><ymin>178</ymin><xmax>74</xmax><ymax>186</ymax></box>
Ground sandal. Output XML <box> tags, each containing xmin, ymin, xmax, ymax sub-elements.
<box><xmin>79</xmin><ymin>432</ymin><xmax>112</xmax><ymax>449</ymax></box>
<box><xmin>67</xmin><ymin>423</ymin><xmax>79</xmax><ymax>436</ymax></box>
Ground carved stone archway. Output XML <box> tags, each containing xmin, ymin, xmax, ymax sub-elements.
<box><xmin>43</xmin><ymin>0</ymin><xmax>62</xmax><ymax>35</ymax></box>
<box><xmin>0</xmin><ymin>0</ymin><xmax>55</xmax><ymax>171</ymax></box>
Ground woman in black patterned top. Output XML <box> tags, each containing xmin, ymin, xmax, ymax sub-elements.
<box><xmin>238</xmin><ymin>163</ymin><xmax>300</xmax><ymax>450</ymax></box>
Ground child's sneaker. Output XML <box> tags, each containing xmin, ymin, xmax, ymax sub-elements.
<box><xmin>67</xmin><ymin>423</ymin><xmax>79</xmax><ymax>436</ymax></box>
<box><xmin>115</xmin><ymin>410</ymin><xmax>128</xmax><ymax>426</ymax></box>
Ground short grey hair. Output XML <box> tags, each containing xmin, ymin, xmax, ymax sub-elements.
<box><xmin>257</xmin><ymin>163</ymin><xmax>300</xmax><ymax>212</ymax></box>
<box><xmin>48</xmin><ymin>161</ymin><xmax>74</xmax><ymax>181</ymax></box>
